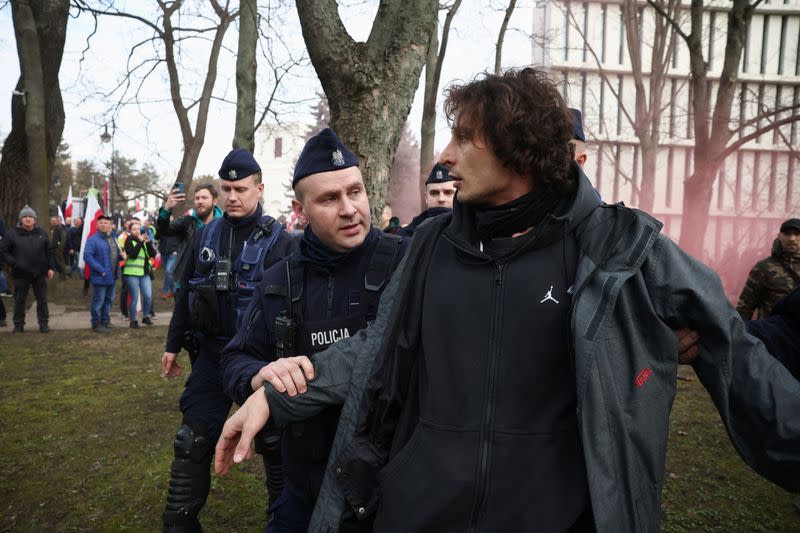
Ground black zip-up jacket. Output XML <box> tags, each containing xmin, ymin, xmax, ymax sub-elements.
<box><xmin>157</xmin><ymin>210</ymin><xmax>200</xmax><ymax>285</ymax></box>
<box><xmin>261</xmin><ymin>168</ymin><xmax>800</xmax><ymax>532</ymax></box>
<box><xmin>0</xmin><ymin>225</ymin><xmax>55</xmax><ymax>278</ymax></box>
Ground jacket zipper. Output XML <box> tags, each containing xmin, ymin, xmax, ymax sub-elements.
<box><xmin>468</xmin><ymin>262</ymin><xmax>504</xmax><ymax>532</ymax></box>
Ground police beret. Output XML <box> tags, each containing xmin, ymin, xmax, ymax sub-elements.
<box><xmin>425</xmin><ymin>163</ymin><xmax>453</xmax><ymax>185</ymax></box>
<box><xmin>780</xmin><ymin>218</ymin><xmax>800</xmax><ymax>233</ymax></box>
<box><xmin>293</xmin><ymin>128</ymin><xmax>359</xmax><ymax>187</ymax></box>
<box><xmin>218</xmin><ymin>148</ymin><xmax>261</xmax><ymax>181</ymax></box>
<box><xmin>570</xmin><ymin>108</ymin><xmax>586</xmax><ymax>142</ymax></box>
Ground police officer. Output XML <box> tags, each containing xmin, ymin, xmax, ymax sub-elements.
<box><xmin>397</xmin><ymin>163</ymin><xmax>456</xmax><ymax>238</ymax></box>
<box><xmin>220</xmin><ymin>128</ymin><xmax>408</xmax><ymax>532</ymax></box>
<box><xmin>569</xmin><ymin>108</ymin><xmax>589</xmax><ymax>167</ymax></box>
<box><xmin>161</xmin><ymin>149</ymin><xmax>296</xmax><ymax>533</ymax></box>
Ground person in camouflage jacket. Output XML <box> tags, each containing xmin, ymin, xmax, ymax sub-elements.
<box><xmin>736</xmin><ymin>218</ymin><xmax>800</xmax><ymax>320</ymax></box>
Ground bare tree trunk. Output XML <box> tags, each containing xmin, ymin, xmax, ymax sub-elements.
<box><xmin>495</xmin><ymin>0</ymin><xmax>517</xmax><ymax>74</ymax></box>
<box><xmin>233</xmin><ymin>0</ymin><xmax>258</xmax><ymax>151</ymax></box>
<box><xmin>419</xmin><ymin>0</ymin><xmax>461</xmax><ymax>210</ymax></box>
<box><xmin>0</xmin><ymin>0</ymin><xmax>69</xmax><ymax>228</ymax></box>
<box><xmin>419</xmin><ymin>19</ymin><xmax>439</xmax><ymax>210</ymax></box>
<box><xmin>675</xmin><ymin>0</ymin><xmax>754</xmax><ymax>256</ymax></box>
<box><xmin>296</xmin><ymin>0</ymin><xmax>438</xmax><ymax>223</ymax></box>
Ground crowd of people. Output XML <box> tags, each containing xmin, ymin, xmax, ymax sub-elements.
<box><xmin>0</xmin><ymin>203</ymin><xmax>179</xmax><ymax>333</ymax></box>
<box><xmin>1</xmin><ymin>67</ymin><xmax>798</xmax><ymax>533</ymax></box>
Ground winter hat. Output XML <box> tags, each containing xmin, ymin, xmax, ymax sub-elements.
<box><xmin>19</xmin><ymin>205</ymin><xmax>37</xmax><ymax>220</ymax></box>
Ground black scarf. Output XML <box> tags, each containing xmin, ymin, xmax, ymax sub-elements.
<box><xmin>473</xmin><ymin>186</ymin><xmax>562</xmax><ymax>240</ymax></box>
<box><xmin>298</xmin><ymin>226</ymin><xmax>375</xmax><ymax>270</ymax></box>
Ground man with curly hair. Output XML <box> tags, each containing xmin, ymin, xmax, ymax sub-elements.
<box><xmin>216</xmin><ymin>68</ymin><xmax>800</xmax><ymax>532</ymax></box>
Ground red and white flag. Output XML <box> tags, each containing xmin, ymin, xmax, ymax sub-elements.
<box><xmin>64</xmin><ymin>185</ymin><xmax>74</xmax><ymax>219</ymax></box>
<box><xmin>78</xmin><ymin>192</ymin><xmax>104</xmax><ymax>274</ymax></box>
<box><xmin>57</xmin><ymin>205</ymin><xmax>66</xmax><ymax>226</ymax></box>
<box><xmin>135</xmin><ymin>197</ymin><xmax>142</xmax><ymax>212</ymax></box>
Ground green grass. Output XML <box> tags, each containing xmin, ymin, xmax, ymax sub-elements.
<box><xmin>0</xmin><ymin>328</ymin><xmax>797</xmax><ymax>532</ymax></box>
<box><xmin>0</xmin><ymin>327</ymin><xmax>265</xmax><ymax>532</ymax></box>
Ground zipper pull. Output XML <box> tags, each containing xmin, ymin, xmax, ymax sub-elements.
<box><xmin>495</xmin><ymin>264</ymin><xmax>504</xmax><ymax>286</ymax></box>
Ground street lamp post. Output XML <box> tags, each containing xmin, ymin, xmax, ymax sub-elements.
<box><xmin>100</xmin><ymin>119</ymin><xmax>116</xmax><ymax>215</ymax></box>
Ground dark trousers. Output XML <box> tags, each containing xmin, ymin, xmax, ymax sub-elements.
<box><xmin>178</xmin><ymin>340</ymin><xmax>232</xmax><ymax>445</ymax></box>
<box><xmin>119</xmin><ymin>280</ymin><xmax>129</xmax><ymax>317</ymax></box>
<box><xmin>13</xmin><ymin>276</ymin><xmax>48</xmax><ymax>328</ymax></box>
<box><xmin>0</xmin><ymin>297</ymin><xmax>6</xmax><ymax>322</ymax></box>
<box><xmin>267</xmin><ymin>482</ymin><xmax>314</xmax><ymax>533</ymax></box>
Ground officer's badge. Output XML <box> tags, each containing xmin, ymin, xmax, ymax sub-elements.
<box><xmin>228</xmin><ymin>169</ymin><xmax>237</xmax><ymax>179</ymax></box>
<box><xmin>332</xmin><ymin>149</ymin><xmax>345</xmax><ymax>167</ymax></box>
<box><xmin>435</xmin><ymin>170</ymin><xmax>443</xmax><ymax>181</ymax></box>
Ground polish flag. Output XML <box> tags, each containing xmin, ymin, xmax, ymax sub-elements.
<box><xmin>64</xmin><ymin>185</ymin><xmax>74</xmax><ymax>218</ymax></box>
<box><xmin>78</xmin><ymin>192</ymin><xmax>104</xmax><ymax>275</ymax></box>
<box><xmin>135</xmin><ymin>197</ymin><xmax>142</xmax><ymax>212</ymax></box>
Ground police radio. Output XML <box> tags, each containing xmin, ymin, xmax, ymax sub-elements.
<box><xmin>274</xmin><ymin>261</ymin><xmax>296</xmax><ymax>357</ymax></box>
<box><xmin>215</xmin><ymin>257</ymin><xmax>232</xmax><ymax>291</ymax></box>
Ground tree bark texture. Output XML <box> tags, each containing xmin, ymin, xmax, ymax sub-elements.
<box><xmin>0</xmin><ymin>0</ymin><xmax>69</xmax><ymax>228</ymax></box>
<box><xmin>233</xmin><ymin>0</ymin><xmax>258</xmax><ymax>152</ymax></box>
<box><xmin>296</xmin><ymin>0</ymin><xmax>438</xmax><ymax>223</ymax></box>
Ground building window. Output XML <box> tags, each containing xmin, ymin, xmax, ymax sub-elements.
<box><xmin>274</xmin><ymin>137</ymin><xmax>283</xmax><ymax>159</ymax></box>
<box><xmin>778</xmin><ymin>16</ymin><xmax>787</xmax><ymax>75</ymax></box>
<box><xmin>760</xmin><ymin>16</ymin><xmax>770</xmax><ymax>75</ymax></box>
<box><xmin>601</xmin><ymin>3</ymin><xmax>607</xmax><ymax>63</ymax></box>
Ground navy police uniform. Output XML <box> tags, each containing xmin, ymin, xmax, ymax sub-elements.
<box><xmin>163</xmin><ymin>149</ymin><xmax>296</xmax><ymax>533</ymax></box>
<box><xmin>220</xmin><ymin>129</ymin><xmax>409</xmax><ymax>532</ymax></box>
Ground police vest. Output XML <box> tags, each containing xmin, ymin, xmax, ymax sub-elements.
<box><xmin>277</xmin><ymin>232</ymin><xmax>403</xmax><ymax>356</ymax></box>
<box><xmin>188</xmin><ymin>215</ymin><xmax>282</xmax><ymax>337</ymax></box>
<box><xmin>268</xmin><ymin>232</ymin><xmax>403</xmax><ymax>497</ymax></box>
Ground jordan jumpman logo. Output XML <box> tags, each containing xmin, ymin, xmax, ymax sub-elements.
<box><xmin>540</xmin><ymin>285</ymin><xmax>559</xmax><ymax>304</ymax></box>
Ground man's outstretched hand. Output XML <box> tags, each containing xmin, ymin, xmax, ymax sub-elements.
<box><xmin>214</xmin><ymin>387</ymin><xmax>270</xmax><ymax>476</ymax></box>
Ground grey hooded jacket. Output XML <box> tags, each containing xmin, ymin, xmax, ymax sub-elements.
<box><xmin>263</xmin><ymin>173</ymin><xmax>800</xmax><ymax>532</ymax></box>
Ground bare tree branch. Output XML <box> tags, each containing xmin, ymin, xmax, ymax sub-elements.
<box><xmin>645</xmin><ymin>0</ymin><xmax>689</xmax><ymax>44</ymax></box>
<box><xmin>716</xmin><ymin>115</ymin><xmax>800</xmax><ymax>163</ymax></box>
<box><xmin>495</xmin><ymin>0</ymin><xmax>517</xmax><ymax>74</ymax></box>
